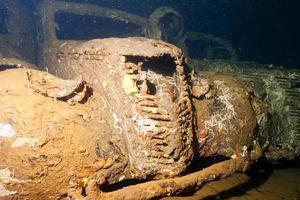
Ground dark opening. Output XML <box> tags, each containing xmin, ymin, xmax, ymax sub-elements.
<box><xmin>185</xmin><ymin>156</ymin><xmax>230</xmax><ymax>175</ymax></box>
<box><xmin>0</xmin><ymin>7</ymin><xmax>8</xmax><ymax>34</ymax></box>
<box><xmin>136</xmin><ymin>79</ymin><xmax>157</xmax><ymax>95</ymax></box>
<box><xmin>99</xmin><ymin>156</ymin><xmax>231</xmax><ymax>194</ymax></box>
<box><xmin>126</xmin><ymin>54</ymin><xmax>177</xmax><ymax>76</ymax></box>
<box><xmin>126</xmin><ymin>55</ymin><xmax>178</xmax><ymax>97</ymax></box>
<box><xmin>99</xmin><ymin>178</ymin><xmax>148</xmax><ymax>192</ymax></box>
<box><xmin>55</xmin><ymin>12</ymin><xmax>142</xmax><ymax>40</ymax></box>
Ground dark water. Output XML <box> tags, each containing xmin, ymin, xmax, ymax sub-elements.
<box><xmin>1</xmin><ymin>0</ymin><xmax>300</xmax><ymax>67</ymax></box>
<box><xmin>73</xmin><ymin>0</ymin><xmax>300</xmax><ymax>68</ymax></box>
<box><xmin>0</xmin><ymin>0</ymin><xmax>299</xmax><ymax>199</ymax></box>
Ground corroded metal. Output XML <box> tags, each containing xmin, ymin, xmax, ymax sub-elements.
<box><xmin>0</xmin><ymin>68</ymin><xmax>105</xmax><ymax>199</ymax></box>
<box><xmin>195</xmin><ymin>60</ymin><xmax>300</xmax><ymax>160</ymax></box>
<box><xmin>1</xmin><ymin>38</ymin><xmax>297</xmax><ymax>199</ymax></box>
<box><xmin>0</xmin><ymin>38</ymin><xmax>254</xmax><ymax>200</ymax></box>
<box><xmin>0</xmin><ymin>0</ymin><xmax>298</xmax><ymax>199</ymax></box>
<box><xmin>26</xmin><ymin>70</ymin><xmax>87</xmax><ymax>105</ymax></box>
<box><xmin>57</xmin><ymin>37</ymin><xmax>194</xmax><ymax>181</ymax></box>
<box><xmin>191</xmin><ymin>71</ymin><xmax>257</xmax><ymax>158</ymax></box>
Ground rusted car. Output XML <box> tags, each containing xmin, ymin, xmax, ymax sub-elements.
<box><xmin>0</xmin><ymin>37</ymin><xmax>261</xmax><ymax>200</ymax></box>
<box><xmin>0</xmin><ymin>1</ymin><xmax>299</xmax><ymax>200</ymax></box>
<box><xmin>1</xmin><ymin>36</ymin><xmax>299</xmax><ymax>199</ymax></box>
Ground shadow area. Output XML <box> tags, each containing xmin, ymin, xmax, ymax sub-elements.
<box><xmin>201</xmin><ymin>156</ymin><xmax>300</xmax><ymax>200</ymax></box>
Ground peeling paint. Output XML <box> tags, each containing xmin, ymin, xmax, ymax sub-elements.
<box><xmin>11</xmin><ymin>137</ymin><xmax>39</xmax><ymax>148</ymax></box>
<box><xmin>0</xmin><ymin>183</ymin><xmax>17</xmax><ymax>197</ymax></box>
<box><xmin>0</xmin><ymin>168</ymin><xmax>26</xmax><ymax>197</ymax></box>
<box><xmin>113</xmin><ymin>113</ymin><xmax>123</xmax><ymax>134</ymax></box>
<box><xmin>0</xmin><ymin>168</ymin><xmax>22</xmax><ymax>184</ymax></box>
<box><xmin>132</xmin><ymin>114</ymin><xmax>157</xmax><ymax>134</ymax></box>
<box><xmin>0</xmin><ymin>123</ymin><xmax>15</xmax><ymax>138</ymax></box>
<box><xmin>122</xmin><ymin>74</ymin><xmax>138</xmax><ymax>95</ymax></box>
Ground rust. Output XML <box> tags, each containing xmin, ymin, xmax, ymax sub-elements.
<box><xmin>0</xmin><ymin>38</ymin><xmax>297</xmax><ymax>200</ymax></box>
